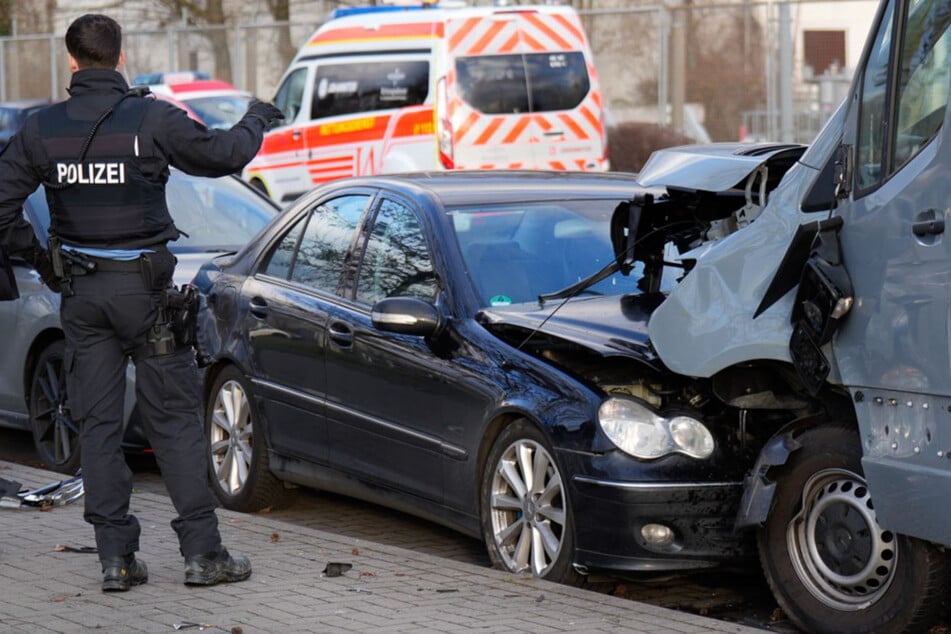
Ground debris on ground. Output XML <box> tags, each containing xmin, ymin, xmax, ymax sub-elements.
<box><xmin>0</xmin><ymin>474</ymin><xmax>84</xmax><ymax>509</ymax></box>
<box><xmin>54</xmin><ymin>544</ymin><xmax>97</xmax><ymax>554</ymax></box>
<box><xmin>322</xmin><ymin>562</ymin><xmax>352</xmax><ymax>577</ymax></box>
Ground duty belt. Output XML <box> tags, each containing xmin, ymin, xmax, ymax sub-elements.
<box><xmin>82</xmin><ymin>256</ymin><xmax>143</xmax><ymax>272</ymax></box>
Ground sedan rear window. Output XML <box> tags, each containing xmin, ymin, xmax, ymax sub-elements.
<box><xmin>455</xmin><ymin>52</ymin><xmax>590</xmax><ymax>114</ymax></box>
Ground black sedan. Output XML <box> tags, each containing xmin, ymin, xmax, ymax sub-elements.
<box><xmin>193</xmin><ymin>171</ymin><xmax>755</xmax><ymax>581</ymax></box>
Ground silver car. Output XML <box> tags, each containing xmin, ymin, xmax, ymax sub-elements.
<box><xmin>0</xmin><ymin>170</ymin><xmax>278</xmax><ymax>473</ymax></box>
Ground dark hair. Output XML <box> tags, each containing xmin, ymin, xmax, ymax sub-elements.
<box><xmin>65</xmin><ymin>14</ymin><xmax>121</xmax><ymax>69</ymax></box>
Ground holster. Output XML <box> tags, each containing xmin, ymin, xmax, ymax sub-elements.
<box><xmin>136</xmin><ymin>283</ymin><xmax>200</xmax><ymax>361</ymax></box>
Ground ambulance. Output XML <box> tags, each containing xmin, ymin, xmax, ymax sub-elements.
<box><xmin>245</xmin><ymin>2</ymin><xmax>609</xmax><ymax>202</ymax></box>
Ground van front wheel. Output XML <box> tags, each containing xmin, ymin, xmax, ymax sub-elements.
<box><xmin>757</xmin><ymin>424</ymin><xmax>947</xmax><ymax>634</ymax></box>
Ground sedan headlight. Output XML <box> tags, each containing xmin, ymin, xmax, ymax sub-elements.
<box><xmin>598</xmin><ymin>398</ymin><xmax>715</xmax><ymax>460</ymax></box>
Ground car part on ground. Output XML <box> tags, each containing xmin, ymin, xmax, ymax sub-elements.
<box><xmin>0</xmin><ymin>473</ymin><xmax>84</xmax><ymax>508</ymax></box>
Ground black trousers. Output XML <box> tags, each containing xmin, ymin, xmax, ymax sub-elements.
<box><xmin>61</xmin><ymin>267</ymin><xmax>221</xmax><ymax>561</ymax></box>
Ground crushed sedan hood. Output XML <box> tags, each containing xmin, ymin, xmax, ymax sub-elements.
<box><xmin>478</xmin><ymin>293</ymin><xmax>666</xmax><ymax>363</ymax></box>
<box><xmin>636</xmin><ymin>142</ymin><xmax>807</xmax><ymax>192</ymax></box>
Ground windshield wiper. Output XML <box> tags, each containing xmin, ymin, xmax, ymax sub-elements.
<box><xmin>538</xmin><ymin>259</ymin><xmax>620</xmax><ymax>306</ymax></box>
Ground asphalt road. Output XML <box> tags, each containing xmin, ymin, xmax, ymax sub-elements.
<box><xmin>0</xmin><ymin>426</ymin><xmax>797</xmax><ymax>633</ymax></box>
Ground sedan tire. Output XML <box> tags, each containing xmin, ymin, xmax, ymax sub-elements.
<box><xmin>205</xmin><ymin>365</ymin><xmax>295</xmax><ymax>511</ymax></box>
<box><xmin>29</xmin><ymin>340</ymin><xmax>82</xmax><ymax>475</ymax></box>
<box><xmin>480</xmin><ymin>419</ymin><xmax>580</xmax><ymax>585</ymax></box>
<box><xmin>758</xmin><ymin>424</ymin><xmax>948</xmax><ymax>634</ymax></box>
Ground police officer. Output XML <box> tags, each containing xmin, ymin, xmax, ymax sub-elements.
<box><xmin>0</xmin><ymin>14</ymin><xmax>284</xmax><ymax>591</ymax></box>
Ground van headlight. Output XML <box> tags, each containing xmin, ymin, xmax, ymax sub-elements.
<box><xmin>598</xmin><ymin>398</ymin><xmax>715</xmax><ymax>460</ymax></box>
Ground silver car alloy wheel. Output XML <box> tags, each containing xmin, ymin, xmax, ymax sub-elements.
<box><xmin>787</xmin><ymin>467</ymin><xmax>896</xmax><ymax>609</ymax></box>
<box><xmin>488</xmin><ymin>438</ymin><xmax>567</xmax><ymax>577</ymax></box>
<box><xmin>209</xmin><ymin>379</ymin><xmax>254</xmax><ymax>495</ymax></box>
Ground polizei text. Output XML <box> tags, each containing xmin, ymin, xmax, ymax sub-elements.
<box><xmin>55</xmin><ymin>162</ymin><xmax>127</xmax><ymax>185</ymax></box>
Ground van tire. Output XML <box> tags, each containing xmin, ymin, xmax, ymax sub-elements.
<box><xmin>757</xmin><ymin>424</ymin><xmax>948</xmax><ymax>634</ymax></box>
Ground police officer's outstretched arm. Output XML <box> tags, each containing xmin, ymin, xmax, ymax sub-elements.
<box><xmin>152</xmin><ymin>100</ymin><xmax>283</xmax><ymax>178</ymax></box>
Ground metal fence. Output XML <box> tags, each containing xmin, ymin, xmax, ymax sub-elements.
<box><xmin>0</xmin><ymin>0</ymin><xmax>878</xmax><ymax>145</ymax></box>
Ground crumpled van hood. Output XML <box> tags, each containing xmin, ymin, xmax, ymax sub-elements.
<box><xmin>636</xmin><ymin>142</ymin><xmax>807</xmax><ymax>191</ymax></box>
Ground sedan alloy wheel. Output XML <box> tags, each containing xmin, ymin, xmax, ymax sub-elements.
<box><xmin>481</xmin><ymin>420</ymin><xmax>577</xmax><ymax>582</ymax></box>
<box><xmin>204</xmin><ymin>365</ymin><xmax>295</xmax><ymax>511</ymax></box>
<box><xmin>209</xmin><ymin>377</ymin><xmax>254</xmax><ymax>497</ymax></box>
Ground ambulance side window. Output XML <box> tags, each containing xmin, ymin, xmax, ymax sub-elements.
<box><xmin>310</xmin><ymin>60</ymin><xmax>429</xmax><ymax>119</ymax></box>
<box><xmin>274</xmin><ymin>67</ymin><xmax>307</xmax><ymax>124</ymax></box>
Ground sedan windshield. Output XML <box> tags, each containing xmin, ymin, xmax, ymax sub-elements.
<box><xmin>450</xmin><ymin>199</ymin><xmax>644</xmax><ymax>307</ymax></box>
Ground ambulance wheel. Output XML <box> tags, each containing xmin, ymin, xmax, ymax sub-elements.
<box><xmin>757</xmin><ymin>424</ymin><xmax>948</xmax><ymax>634</ymax></box>
<box><xmin>28</xmin><ymin>340</ymin><xmax>82</xmax><ymax>475</ymax></box>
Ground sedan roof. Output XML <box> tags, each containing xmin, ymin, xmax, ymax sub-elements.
<box><xmin>331</xmin><ymin>171</ymin><xmax>640</xmax><ymax>207</ymax></box>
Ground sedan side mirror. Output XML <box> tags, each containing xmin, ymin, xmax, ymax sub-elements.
<box><xmin>371</xmin><ymin>297</ymin><xmax>440</xmax><ymax>337</ymax></box>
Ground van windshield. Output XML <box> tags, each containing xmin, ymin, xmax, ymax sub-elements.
<box><xmin>455</xmin><ymin>52</ymin><xmax>590</xmax><ymax>115</ymax></box>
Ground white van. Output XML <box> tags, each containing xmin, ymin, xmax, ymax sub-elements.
<box><xmin>245</xmin><ymin>3</ymin><xmax>609</xmax><ymax>202</ymax></box>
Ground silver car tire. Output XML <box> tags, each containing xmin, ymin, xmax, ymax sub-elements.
<box><xmin>204</xmin><ymin>365</ymin><xmax>294</xmax><ymax>511</ymax></box>
<box><xmin>480</xmin><ymin>420</ymin><xmax>580</xmax><ymax>585</ymax></box>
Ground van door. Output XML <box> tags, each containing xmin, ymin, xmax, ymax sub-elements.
<box><xmin>831</xmin><ymin>0</ymin><xmax>951</xmax><ymax>545</ymax></box>
<box><xmin>445</xmin><ymin>10</ymin><xmax>607</xmax><ymax>171</ymax></box>
<box><xmin>246</xmin><ymin>66</ymin><xmax>311</xmax><ymax>203</ymax></box>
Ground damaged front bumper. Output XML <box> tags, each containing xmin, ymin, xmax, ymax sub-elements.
<box><xmin>562</xmin><ymin>450</ymin><xmax>753</xmax><ymax>574</ymax></box>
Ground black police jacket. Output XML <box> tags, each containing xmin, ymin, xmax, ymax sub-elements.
<box><xmin>0</xmin><ymin>68</ymin><xmax>269</xmax><ymax>259</ymax></box>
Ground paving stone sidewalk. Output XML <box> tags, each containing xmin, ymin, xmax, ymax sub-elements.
<box><xmin>0</xmin><ymin>461</ymin><xmax>766</xmax><ymax>634</ymax></box>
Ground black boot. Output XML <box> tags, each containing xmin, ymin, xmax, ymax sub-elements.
<box><xmin>101</xmin><ymin>556</ymin><xmax>148</xmax><ymax>592</ymax></box>
<box><xmin>184</xmin><ymin>545</ymin><xmax>251</xmax><ymax>586</ymax></box>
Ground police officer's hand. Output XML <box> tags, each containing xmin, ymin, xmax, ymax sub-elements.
<box><xmin>31</xmin><ymin>246</ymin><xmax>62</xmax><ymax>294</ymax></box>
<box><xmin>246</xmin><ymin>100</ymin><xmax>285</xmax><ymax>130</ymax></box>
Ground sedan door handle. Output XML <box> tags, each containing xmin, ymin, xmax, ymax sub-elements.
<box><xmin>249</xmin><ymin>297</ymin><xmax>269</xmax><ymax>319</ymax></box>
<box><xmin>328</xmin><ymin>322</ymin><xmax>353</xmax><ymax>347</ymax></box>
<box><xmin>292</xmin><ymin>129</ymin><xmax>302</xmax><ymax>140</ymax></box>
